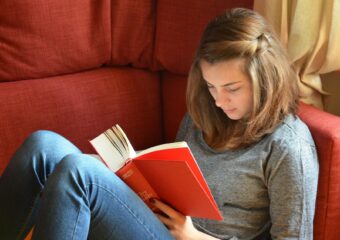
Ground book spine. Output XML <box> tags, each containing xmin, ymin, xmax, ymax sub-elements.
<box><xmin>116</xmin><ymin>161</ymin><xmax>159</xmax><ymax>211</ymax></box>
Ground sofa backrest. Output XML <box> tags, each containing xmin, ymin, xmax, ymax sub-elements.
<box><xmin>0</xmin><ymin>0</ymin><xmax>162</xmax><ymax>81</ymax></box>
<box><xmin>0</xmin><ymin>0</ymin><xmax>112</xmax><ymax>81</ymax></box>
<box><xmin>154</xmin><ymin>0</ymin><xmax>254</xmax><ymax>74</ymax></box>
<box><xmin>0</xmin><ymin>0</ymin><xmax>253</xmax><ymax>82</ymax></box>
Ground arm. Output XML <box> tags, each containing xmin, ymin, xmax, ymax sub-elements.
<box><xmin>265</xmin><ymin>139</ymin><xmax>318</xmax><ymax>239</ymax></box>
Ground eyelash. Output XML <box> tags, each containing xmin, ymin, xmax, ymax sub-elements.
<box><xmin>207</xmin><ymin>85</ymin><xmax>240</xmax><ymax>92</ymax></box>
<box><xmin>228</xmin><ymin>87</ymin><xmax>240</xmax><ymax>92</ymax></box>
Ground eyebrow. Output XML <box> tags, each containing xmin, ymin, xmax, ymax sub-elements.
<box><xmin>204</xmin><ymin>80</ymin><xmax>241</xmax><ymax>87</ymax></box>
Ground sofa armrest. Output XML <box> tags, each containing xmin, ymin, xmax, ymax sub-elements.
<box><xmin>298</xmin><ymin>102</ymin><xmax>340</xmax><ymax>240</ymax></box>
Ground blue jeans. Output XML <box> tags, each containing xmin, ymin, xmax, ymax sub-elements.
<box><xmin>0</xmin><ymin>130</ymin><xmax>174</xmax><ymax>240</ymax></box>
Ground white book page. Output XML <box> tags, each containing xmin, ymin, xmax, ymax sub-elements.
<box><xmin>90</xmin><ymin>133</ymin><xmax>126</xmax><ymax>172</ymax></box>
<box><xmin>90</xmin><ymin>124</ymin><xmax>137</xmax><ymax>172</ymax></box>
<box><xmin>136</xmin><ymin>141</ymin><xmax>188</xmax><ymax>157</ymax></box>
<box><xmin>115</xmin><ymin>125</ymin><xmax>136</xmax><ymax>158</ymax></box>
<box><xmin>105</xmin><ymin>128</ymin><xmax>129</xmax><ymax>160</ymax></box>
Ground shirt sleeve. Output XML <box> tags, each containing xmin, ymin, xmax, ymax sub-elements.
<box><xmin>265</xmin><ymin>138</ymin><xmax>319</xmax><ymax>239</ymax></box>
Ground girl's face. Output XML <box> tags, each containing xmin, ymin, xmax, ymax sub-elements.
<box><xmin>200</xmin><ymin>58</ymin><xmax>253</xmax><ymax>120</ymax></box>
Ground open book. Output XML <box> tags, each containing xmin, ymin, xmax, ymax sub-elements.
<box><xmin>90</xmin><ymin>124</ymin><xmax>223</xmax><ymax>220</ymax></box>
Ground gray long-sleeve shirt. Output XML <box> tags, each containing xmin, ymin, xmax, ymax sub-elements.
<box><xmin>175</xmin><ymin>113</ymin><xmax>319</xmax><ymax>240</ymax></box>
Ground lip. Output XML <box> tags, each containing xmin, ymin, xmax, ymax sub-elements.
<box><xmin>223</xmin><ymin>108</ymin><xmax>236</xmax><ymax>113</ymax></box>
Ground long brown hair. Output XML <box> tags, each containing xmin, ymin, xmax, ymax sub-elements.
<box><xmin>187</xmin><ymin>8</ymin><xmax>299</xmax><ymax>150</ymax></box>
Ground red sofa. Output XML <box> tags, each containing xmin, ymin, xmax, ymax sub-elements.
<box><xmin>1</xmin><ymin>0</ymin><xmax>340</xmax><ymax>239</ymax></box>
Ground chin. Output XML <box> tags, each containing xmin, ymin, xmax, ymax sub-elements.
<box><xmin>226</xmin><ymin>114</ymin><xmax>243</xmax><ymax>120</ymax></box>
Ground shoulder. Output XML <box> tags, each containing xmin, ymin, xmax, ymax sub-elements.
<box><xmin>269</xmin><ymin>114</ymin><xmax>315</xmax><ymax>149</ymax></box>
<box><xmin>262</xmin><ymin>114</ymin><xmax>318</xmax><ymax>173</ymax></box>
<box><xmin>175</xmin><ymin>113</ymin><xmax>196</xmax><ymax>141</ymax></box>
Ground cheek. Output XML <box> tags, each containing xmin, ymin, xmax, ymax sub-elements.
<box><xmin>236</xmin><ymin>89</ymin><xmax>253</xmax><ymax>108</ymax></box>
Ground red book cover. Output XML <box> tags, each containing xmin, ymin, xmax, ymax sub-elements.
<box><xmin>133</xmin><ymin>147</ymin><xmax>222</xmax><ymax>220</ymax></box>
<box><xmin>90</xmin><ymin>124</ymin><xmax>223</xmax><ymax>220</ymax></box>
<box><xmin>116</xmin><ymin>161</ymin><xmax>159</xmax><ymax>211</ymax></box>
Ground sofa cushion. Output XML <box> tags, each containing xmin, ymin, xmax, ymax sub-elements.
<box><xmin>161</xmin><ymin>72</ymin><xmax>187</xmax><ymax>142</ymax></box>
<box><xmin>154</xmin><ymin>0</ymin><xmax>254</xmax><ymax>75</ymax></box>
<box><xmin>0</xmin><ymin>0</ymin><xmax>111</xmax><ymax>81</ymax></box>
<box><xmin>0</xmin><ymin>67</ymin><xmax>163</xmax><ymax>175</ymax></box>
<box><xmin>298</xmin><ymin>102</ymin><xmax>340</xmax><ymax>240</ymax></box>
<box><xmin>110</xmin><ymin>0</ymin><xmax>156</xmax><ymax>69</ymax></box>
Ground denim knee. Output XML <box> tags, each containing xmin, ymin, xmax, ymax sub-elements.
<box><xmin>24</xmin><ymin>130</ymin><xmax>66</xmax><ymax>150</ymax></box>
<box><xmin>53</xmin><ymin>154</ymin><xmax>120</xmax><ymax>191</ymax></box>
<box><xmin>10</xmin><ymin>130</ymin><xmax>82</xmax><ymax>184</ymax></box>
<box><xmin>58</xmin><ymin>153</ymin><xmax>97</xmax><ymax>170</ymax></box>
<box><xmin>55</xmin><ymin>154</ymin><xmax>106</xmax><ymax>181</ymax></box>
<box><xmin>46</xmin><ymin>153</ymin><xmax>113</xmax><ymax>200</ymax></box>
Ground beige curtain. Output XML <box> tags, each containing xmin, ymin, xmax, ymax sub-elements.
<box><xmin>254</xmin><ymin>0</ymin><xmax>340</xmax><ymax>109</ymax></box>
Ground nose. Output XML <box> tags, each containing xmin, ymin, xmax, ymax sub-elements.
<box><xmin>214</xmin><ymin>90</ymin><xmax>230</xmax><ymax>107</ymax></box>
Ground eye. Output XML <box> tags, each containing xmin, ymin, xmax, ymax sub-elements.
<box><xmin>227</xmin><ymin>87</ymin><xmax>241</xmax><ymax>92</ymax></box>
<box><xmin>206</xmin><ymin>83</ymin><xmax>215</xmax><ymax>89</ymax></box>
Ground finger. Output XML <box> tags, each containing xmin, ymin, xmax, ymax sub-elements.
<box><xmin>150</xmin><ymin>199</ymin><xmax>181</xmax><ymax>219</ymax></box>
<box><xmin>155</xmin><ymin>213</ymin><xmax>174</xmax><ymax>227</ymax></box>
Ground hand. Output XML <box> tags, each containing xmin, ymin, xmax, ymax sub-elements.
<box><xmin>150</xmin><ymin>198</ymin><xmax>199</xmax><ymax>239</ymax></box>
<box><xmin>150</xmin><ymin>199</ymin><xmax>219</xmax><ymax>240</ymax></box>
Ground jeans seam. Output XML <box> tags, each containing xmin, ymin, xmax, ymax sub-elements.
<box><xmin>72</xmin><ymin>203</ymin><xmax>83</xmax><ymax>240</ymax></box>
<box><xmin>85</xmin><ymin>183</ymin><xmax>160</xmax><ymax>240</ymax></box>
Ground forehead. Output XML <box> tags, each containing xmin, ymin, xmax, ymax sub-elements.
<box><xmin>200</xmin><ymin>58</ymin><xmax>249</xmax><ymax>85</ymax></box>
